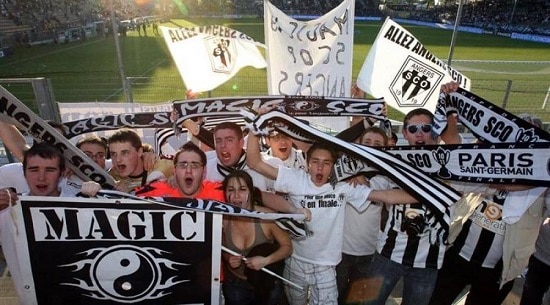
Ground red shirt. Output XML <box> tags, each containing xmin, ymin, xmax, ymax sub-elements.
<box><xmin>134</xmin><ymin>180</ymin><xmax>224</xmax><ymax>201</ymax></box>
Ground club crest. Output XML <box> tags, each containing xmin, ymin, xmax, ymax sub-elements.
<box><xmin>205</xmin><ymin>36</ymin><xmax>236</xmax><ymax>74</ymax></box>
<box><xmin>389</xmin><ymin>56</ymin><xmax>444</xmax><ymax>108</ymax></box>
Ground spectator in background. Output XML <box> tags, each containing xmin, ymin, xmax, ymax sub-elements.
<box><xmin>520</xmin><ymin>217</ymin><xmax>550</xmax><ymax>305</ymax></box>
<box><xmin>336</xmin><ymin>127</ymin><xmax>390</xmax><ymax>304</ymax></box>
<box><xmin>107</xmin><ymin>128</ymin><xmax>173</xmax><ymax>192</ymax></box>
<box><xmin>205</xmin><ymin>122</ymin><xmax>282</xmax><ymax>192</ymax></box>
<box><xmin>263</xmin><ymin>130</ymin><xmax>307</xmax><ymax>170</ymax></box>
<box><xmin>361</xmin><ymin>108</ymin><xmax>450</xmax><ymax>305</ymax></box>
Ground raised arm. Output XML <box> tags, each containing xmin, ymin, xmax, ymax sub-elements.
<box><xmin>0</xmin><ymin>121</ymin><xmax>29</xmax><ymax>161</ymax></box>
<box><xmin>369</xmin><ymin>189</ymin><xmax>418</xmax><ymax>205</ymax></box>
<box><xmin>246</xmin><ymin>132</ymin><xmax>279</xmax><ymax>180</ymax></box>
<box><xmin>261</xmin><ymin>191</ymin><xmax>311</xmax><ymax>221</ymax></box>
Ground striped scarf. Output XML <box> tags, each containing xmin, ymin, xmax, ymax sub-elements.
<box><xmin>216</xmin><ymin>151</ymin><xmax>247</xmax><ymax>178</ymax></box>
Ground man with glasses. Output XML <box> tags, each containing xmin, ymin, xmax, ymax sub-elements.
<box><xmin>361</xmin><ymin>108</ymin><xmax>447</xmax><ymax>305</ymax></box>
<box><xmin>133</xmin><ymin>142</ymin><xmax>225</xmax><ymax>200</ymax></box>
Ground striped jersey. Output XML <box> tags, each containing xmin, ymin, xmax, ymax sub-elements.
<box><xmin>452</xmin><ymin>190</ymin><xmax>507</xmax><ymax>268</ymax></box>
<box><xmin>377</xmin><ymin>202</ymin><xmax>447</xmax><ymax>269</ymax></box>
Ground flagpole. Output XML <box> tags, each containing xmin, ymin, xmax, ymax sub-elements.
<box><xmin>447</xmin><ymin>0</ymin><xmax>465</xmax><ymax>66</ymax></box>
<box><xmin>221</xmin><ymin>246</ymin><xmax>303</xmax><ymax>290</ymax></box>
<box><xmin>110</xmin><ymin>0</ymin><xmax>132</xmax><ymax>104</ymax></box>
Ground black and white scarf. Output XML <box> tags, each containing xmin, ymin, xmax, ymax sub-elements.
<box><xmin>216</xmin><ymin>151</ymin><xmax>247</xmax><ymax>178</ymax></box>
<box><xmin>242</xmin><ymin>109</ymin><xmax>461</xmax><ymax>240</ymax></box>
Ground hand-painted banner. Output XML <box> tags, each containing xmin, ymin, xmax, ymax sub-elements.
<box><xmin>264</xmin><ymin>0</ymin><xmax>355</xmax><ymax>97</ymax></box>
<box><xmin>357</xmin><ymin>18</ymin><xmax>471</xmax><ymax>114</ymax></box>
<box><xmin>435</xmin><ymin>87</ymin><xmax>550</xmax><ymax>143</ymax></box>
<box><xmin>161</xmin><ymin>25</ymin><xmax>267</xmax><ymax>92</ymax></box>
<box><xmin>0</xmin><ymin>86</ymin><xmax>115</xmax><ymax>188</ymax></box>
<box><xmin>243</xmin><ymin>109</ymin><xmax>461</xmax><ymax>234</ymax></box>
<box><xmin>4</xmin><ymin>196</ymin><xmax>222</xmax><ymax>305</ymax></box>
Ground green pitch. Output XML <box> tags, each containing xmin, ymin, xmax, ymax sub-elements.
<box><xmin>0</xmin><ymin>18</ymin><xmax>548</xmax><ymax>121</ymax></box>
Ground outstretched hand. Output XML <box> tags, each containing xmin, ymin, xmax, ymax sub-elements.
<box><xmin>440</xmin><ymin>81</ymin><xmax>459</xmax><ymax>94</ymax></box>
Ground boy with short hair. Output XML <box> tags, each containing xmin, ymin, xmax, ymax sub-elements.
<box><xmin>246</xmin><ymin>131</ymin><xmax>418</xmax><ymax>305</ymax></box>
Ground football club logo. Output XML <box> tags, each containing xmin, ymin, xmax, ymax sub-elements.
<box><xmin>389</xmin><ymin>56</ymin><xmax>445</xmax><ymax>108</ymax></box>
<box><xmin>283</xmin><ymin>101</ymin><xmax>320</xmax><ymax>112</ymax></box>
<box><xmin>205</xmin><ymin>37</ymin><xmax>236</xmax><ymax>74</ymax></box>
<box><xmin>432</xmin><ymin>146</ymin><xmax>452</xmax><ymax>179</ymax></box>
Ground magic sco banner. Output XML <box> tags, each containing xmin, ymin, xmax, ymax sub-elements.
<box><xmin>357</xmin><ymin>18</ymin><xmax>471</xmax><ymax>114</ymax></box>
<box><xmin>4</xmin><ymin>196</ymin><xmax>222</xmax><ymax>305</ymax></box>
<box><xmin>60</xmin><ymin>96</ymin><xmax>385</xmax><ymax>138</ymax></box>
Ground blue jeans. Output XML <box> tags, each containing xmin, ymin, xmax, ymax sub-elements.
<box><xmin>223</xmin><ymin>274</ymin><xmax>286</xmax><ymax>305</ymax></box>
<box><xmin>223</xmin><ymin>276</ymin><xmax>255</xmax><ymax>305</ymax></box>
<box><xmin>428</xmin><ymin>248</ymin><xmax>514</xmax><ymax>305</ymax></box>
<box><xmin>360</xmin><ymin>253</ymin><xmax>438</xmax><ymax>305</ymax></box>
<box><xmin>336</xmin><ymin>253</ymin><xmax>373</xmax><ymax>304</ymax></box>
<box><xmin>520</xmin><ymin>256</ymin><xmax>550</xmax><ymax>305</ymax></box>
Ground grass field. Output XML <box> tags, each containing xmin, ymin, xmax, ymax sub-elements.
<box><xmin>0</xmin><ymin>18</ymin><xmax>549</xmax><ymax>122</ymax></box>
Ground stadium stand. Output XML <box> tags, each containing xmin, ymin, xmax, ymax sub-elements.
<box><xmin>0</xmin><ymin>0</ymin><xmax>547</xmax><ymax>48</ymax></box>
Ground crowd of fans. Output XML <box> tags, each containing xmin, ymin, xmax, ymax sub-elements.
<box><xmin>0</xmin><ymin>0</ymin><xmax>548</xmax><ymax>47</ymax></box>
<box><xmin>406</xmin><ymin>0</ymin><xmax>549</xmax><ymax>36</ymax></box>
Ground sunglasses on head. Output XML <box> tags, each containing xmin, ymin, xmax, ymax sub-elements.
<box><xmin>406</xmin><ymin>124</ymin><xmax>433</xmax><ymax>134</ymax></box>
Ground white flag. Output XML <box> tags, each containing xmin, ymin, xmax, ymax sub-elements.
<box><xmin>264</xmin><ymin>0</ymin><xmax>355</xmax><ymax>98</ymax></box>
<box><xmin>161</xmin><ymin>25</ymin><xmax>267</xmax><ymax>93</ymax></box>
<box><xmin>357</xmin><ymin>18</ymin><xmax>471</xmax><ymax>114</ymax></box>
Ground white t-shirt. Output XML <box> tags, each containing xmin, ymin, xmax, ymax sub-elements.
<box><xmin>0</xmin><ymin>163</ymin><xmax>29</xmax><ymax>193</ymax></box>
<box><xmin>274</xmin><ymin>166</ymin><xmax>372</xmax><ymax>266</ymax></box>
<box><xmin>0</xmin><ymin>190</ymin><xmax>74</xmax><ymax>304</ymax></box>
<box><xmin>342</xmin><ymin>176</ymin><xmax>396</xmax><ymax>256</ymax></box>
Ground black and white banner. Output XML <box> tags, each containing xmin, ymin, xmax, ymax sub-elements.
<box><xmin>265</xmin><ymin>0</ymin><xmax>354</xmax><ymax>97</ymax></box>
<box><xmin>0</xmin><ymin>86</ymin><xmax>116</xmax><ymax>188</ymax></box>
<box><xmin>60</xmin><ymin>96</ymin><xmax>384</xmax><ymax>139</ymax></box>
<box><xmin>98</xmin><ymin>190</ymin><xmax>308</xmax><ymax>238</ymax></box>
<box><xmin>436</xmin><ymin>87</ymin><xmax>550</xmax><ymax>143</ymax></box>
<box><xmin>10</xmin><ymin>196</ymin><xmax>223</xmax><ymax>305</ymax></box>
<box><xmin>63</xmin><ymin>111</ymin><xmax>173</xmax><ymax>139</ymax></box>
<box><xmin>161</xmin><ymin>25</ymin><xmax>267</xmax><ymax>93</ymax></box>
<box><xmin>172</xmin><ymin>95</ymin><xmax>385</xmax><ymax>122</ymax></box>
<box><xmin>387</xmin><ymin>142</ymin><xmax>550</xmax><ymax>186</ymax></box>
<box><xmin>357</xmin><ymin>18</ymin><xmax>471</xmax><ymax>114</ymax></box>
<box><xmin>333</xmin><ymin>142</ymin><xmax>550</xmax><ymax>186</ymax></box>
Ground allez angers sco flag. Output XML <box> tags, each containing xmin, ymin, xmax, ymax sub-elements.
<box><xmin>160</xmin><ymin>25</ymin><xmax>267</xmax><ymax>93</ymax></box>
<box><xmin>357</xmin><ymin>18</ymin><xmax>471</xmax><ymax>114</ymax></box>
